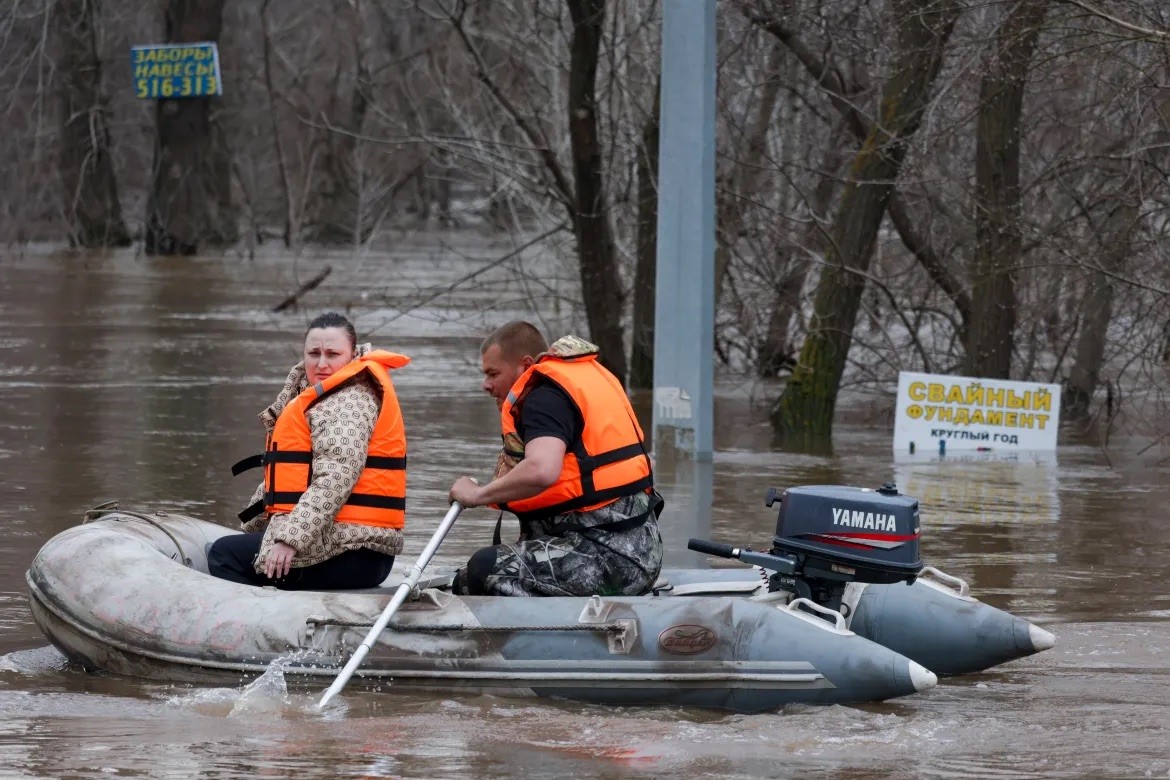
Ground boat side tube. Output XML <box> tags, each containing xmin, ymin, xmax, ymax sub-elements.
<box><xmin>442</xmin><ymin>594</ymin><xmax>937</xmax><ymax>712</ymax></box>
<box><xmin>845</xmin><ymin>567</ymin><xmax>1056</xmax><ymax>675</ymax></box>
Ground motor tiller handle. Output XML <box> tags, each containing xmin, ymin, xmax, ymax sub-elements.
<box><xmin>687</xmin><ymin>538</ymin><xmax>736</xmax><ymax>559</ymax></box>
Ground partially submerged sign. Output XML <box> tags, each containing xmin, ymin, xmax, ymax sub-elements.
<box><xmin>893</xmin><ymin>371</ymin><xmax>1060</xmax><ymax>453</ymax></box>
<box><xmin>131</xmin><ymin>42</ymin><xmax>222</xmax><ymax>99</ymax></box>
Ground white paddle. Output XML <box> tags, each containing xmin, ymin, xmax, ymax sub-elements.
<box><xmin>317</xmin><ymin>501</ymin><xmax>465</xmax><ymax>709</ymax></box>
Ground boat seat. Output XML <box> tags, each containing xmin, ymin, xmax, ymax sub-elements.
<box><xmin>667</xmin><ymin>580</ymin><xmax>765</xmax><ymax>597</ymax></box>
<box><xmin>331</xmin><ymin>570</ymin><xmax>456</xmax><ymax>595</ymax></box>
<box><xmin>649</xmin><ymin>574</ymin><xmax>766</xmax><ymax>597</ymax></box>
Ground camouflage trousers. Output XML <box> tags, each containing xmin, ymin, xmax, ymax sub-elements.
<box><xmin>453</xmin><ymin>493</ymin><xmax>664</xmax><ymax>597</ymax></box>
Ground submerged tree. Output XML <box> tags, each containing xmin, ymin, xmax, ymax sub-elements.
<box><xmin>965</xmin><ymin>0</ymin><xmax>1050</xmax><ymax>379</ymax></box>
<box><xmin>629</xmin><ymin>79</ymin><xmax>659</xmax><ymax>390</ymax></box>
<box><xmin>144</xmin><ymin>0</ymin><xmax>235</xmax><ymax>255</ymax></box>
<box><xmin>767</xmin><ymin>0</ymin><xmax>961</xmax><ymax>451</ymax></box>
<box><xmin>443</xmin><ymin>0</ymin><xmax>634</xmax><ymax>383</ymax></box>
<box><xmin>565</xmin><ymin>0</ymin><xmax>627</xmax><ymax>384</ymax></box>
<box><xmin>54</xmin><ymin>0</ymin><xmax>131</xmax><ymax>248</ymax></box>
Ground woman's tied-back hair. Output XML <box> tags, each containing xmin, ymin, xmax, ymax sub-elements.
<box><xmin>305</xmin><ymin>312</ymin><xmax>357</xmax><ymax>351</ymax></box>
<box><xmin>482</xmin><ymin>321</ymin><xmax>548</xmax><ymax>360</ymax></box>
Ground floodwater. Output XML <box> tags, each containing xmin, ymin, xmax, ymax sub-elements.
<box><xmin>1</xmin><ymin>238</ymin><xmax>1168</xmax><ymax>779</ymax></box>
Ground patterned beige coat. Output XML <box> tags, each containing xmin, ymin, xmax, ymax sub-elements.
<box><xmin>242</xmin><ymin>343</ymin><xmax>405</xmax><ymax>574</ymax></box>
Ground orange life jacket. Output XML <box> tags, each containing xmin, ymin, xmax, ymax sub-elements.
<box><xmin>497</xmin><ymin>352</ymin><xmax>653</xmax><ymax>519</ymax></box>
<box><xmin>232</xmin><ymin>351</ymin><xmax>410</xmax><ymax>529</ymax></box>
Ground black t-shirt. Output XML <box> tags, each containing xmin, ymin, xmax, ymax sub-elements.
<box><xmin>517</xmin><ymin>381</ymin><xmax>583</xmax><ymax>447</ymax></box>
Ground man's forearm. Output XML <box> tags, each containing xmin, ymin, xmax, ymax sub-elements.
<box><xmin>474</xmin><ymin>459</ymin><xmax>553</xmax><ymax>505</ymax></box>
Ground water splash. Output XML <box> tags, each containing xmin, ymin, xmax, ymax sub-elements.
<box><xmin>0</xmin><ymin>646</ymin><xmax>70</xmax><ymax>675</ymax></box>
<box><xmin>225</xmin><ymin>659</ymin><xmax>295</xmax><ymax>718</ymax></box>
<box><xmin>161</xmin><ymin>650</ymin><xmax>332</xmax><ymax>718</ymax></box>
<box><xmin>242</xmin><ymin>650</ymin><xmax>345</xmax><ymax>714</ymax></box>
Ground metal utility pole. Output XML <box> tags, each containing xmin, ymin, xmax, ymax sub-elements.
<box><xmin>652</xmin><ymin>0</ymin><xmax>716</xmax><ymax>463</ymax></box>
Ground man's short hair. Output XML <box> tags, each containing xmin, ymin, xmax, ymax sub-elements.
<box><xmin>482</xmin><ymin>321</ymin><xmax>548</xmax><ymax>360</ymax></box>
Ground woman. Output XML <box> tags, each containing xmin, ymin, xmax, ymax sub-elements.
<box><xmin>208</xmin><ymin>312</ymin><xmax>410</xmax><ymax>590</ymax></box>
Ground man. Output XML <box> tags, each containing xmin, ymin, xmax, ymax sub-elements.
<box><xmin>448</xmin><ymin>321</ymin><xmax>664</xmax><ymax>597</ymax></box>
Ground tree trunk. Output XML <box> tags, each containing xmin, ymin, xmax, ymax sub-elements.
<box><xmin>629</xmin><ymin>80</ymin><xmax>660</xmax><ymax>390</ymax></box>
<box><xmin>304</xmin><ymin>1</ymin><xmax>384</xmax><ymax>245</ymax></box>
<box><xmin>206</xmin><ymin>107</ymin><xmax>238</xmax><ymax>245</ymax></box>
<box><xmin>54</xmin><ymin>0</ymin><xmax>130</xmax><ymax>248</ymax></box>
<box><xmin>565</xmin><ymin>0</ymin><xmax>627</xmax><ymax>384</ymax></box>
<box><xmin>303</xmin><ymin>65</ymin><xmax>375</xmax><ymax>244</ymax></box>
<box><xmin>756</xmin><ymin>264</ymin><xmax>804</xmax><ymax>377</ymax></box>
<box><xmin>144</xmin><ymin>0</ymin><xmax>233</xmax><ymax>256</ymax></box>
<box><xmin>771</xmin><ymin>0</ymin><xmax>959</xmax><ymax>451</ymax></box>
<box><xmin>1064</xmin><ymin>200</ymin><xmax>1136</xmax><ymax>421</ymax></box>
<box><xmin>965</xmin><ymin>0</ymin><xmax>1049</xmax><ymax>378</ymax></box>
<box><xmin>259</xmin><ymin>0</ymin><xmax>296</xmax><ymax>247</ymax></box>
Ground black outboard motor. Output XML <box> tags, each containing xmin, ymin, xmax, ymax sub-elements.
<box><xmin>689</xmin><ymin>482</ymin><xmax>923</xmax><ymax>618</ymax></box>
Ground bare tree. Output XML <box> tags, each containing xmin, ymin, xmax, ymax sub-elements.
<box><xmin>1064</xmin><ymin>194</ymin><xmax>1138</xmax><ymax>421</ymax></box>
<box><xmin>144</xmin><ymin>0</ymin><xmax>235</xmax><ymax>255</ymax></box>
<box><xmin>7</xmin><ymin>0</ymin><xmax>1170</xmax><ymax>456</ymax></box>
<box><xmin>629</xmin><ymin>78</ymin><xmax>658</xmax><ymax>390</ymax></box>
<box><xmin>564</xmin><ymin>0</ymin><xmax>626</xmax><ymax>382</ymax></box>
<box><xmin>714</xmin><ymin>41</ymin><xmax>785</xmax><ymax>310</ymax></box>
<box><xmin>54</xmin><ymin>0</ymin><xmax>131</xmax><ymax>247</ymax></box>
<box><xmin>965</xmin><ymin>0</ymin><xmax>1051</xmax><ymax>379</ymax></box>
<box><xmin>770</xmin><ymin>0</ymin><xmax>961</xmax><ymax>449</ymax></box>
<box><xmin>258</xmin><ymin>0</ymin><xmax>297</xmax><ymax>246</ymax></box>
<box><xmin>440</xmin><ymin>0</ymin><xmax>636</xmax><ymax>381</ymax></box>
<box><xmin>746</xmin><ymin>0</ymin><xmax>972</xmax><ymax>350</ymax></box>
<box><xmin>756</xmin><ymin>120</ymin><xmax>848</xmax><ymax>378</ymax></box>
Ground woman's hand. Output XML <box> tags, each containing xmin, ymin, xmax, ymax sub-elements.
<box><xmin>265</xmin><ymin>541</ymin><xmax>297</xmax><ymax>580</ymax></box>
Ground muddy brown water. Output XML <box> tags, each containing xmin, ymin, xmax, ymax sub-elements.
<box><xmin>1</xmin><ymin>241</ymin><xmax>1168</xmax><ymax>779</ymax></box>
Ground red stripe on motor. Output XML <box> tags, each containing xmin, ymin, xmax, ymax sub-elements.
<box><xmin>807</xmin><ymin>535</ymin><xmax>877</xmax><ymax>550</ymax></box>
<box><xmin>821</xmin><ymin>532</ymin><xmax>918</xmax><ymax>541</ymax></box>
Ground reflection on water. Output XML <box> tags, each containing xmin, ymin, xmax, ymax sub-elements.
<box><xmin>656</xmin><ymin>458</ymin><xmax>714</xmax><ymax>568</ymax></box>
<box><xmin>2</xmin><ymin>621</ymin><xmax>1167</xmax><ymax>779</ymax></box>
<box><xmin>892</xmin><ymin>451</ymin><xmax>1063</xmax><ymax>611</ymax></box>
<box><xmin>895</xmin><ymin>450</ymin><xmax>1060</xmax><ymax>527</ymax></box>
<box><xmin>1</xmin><ymin>243</ymin><xmax>1168</xmax><ymax>778</ymax></box>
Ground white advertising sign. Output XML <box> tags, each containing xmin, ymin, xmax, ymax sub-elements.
<box><xmin>893</xmin><ymin>371</ymin><xmax>1060</xmax><ymax>454</ymax></box>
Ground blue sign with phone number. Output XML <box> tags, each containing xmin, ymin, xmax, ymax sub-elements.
<box><xmin>131</xmin><ymin>42</ymin><xmax>222</xmax><ymax>99</ymax></box>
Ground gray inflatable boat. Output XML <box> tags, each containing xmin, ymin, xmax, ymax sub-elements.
<box><xmin>25</xmin><ymin>484</ymin><xmax>1051</xmax><ymax>712</ymax></box>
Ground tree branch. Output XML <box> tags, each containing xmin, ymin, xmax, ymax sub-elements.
<box><xmin>887</xmin><ymin>194</ymin><xmax>972</xmax><ymax>335</ymax></box>
<box><xmin>736</xmin><ymin>6</ymin><xmax>869</xmax><ymax>140</ymax></box>
<box><xmin>445</xmin><ymin>5</ymin><xmax>577</xmax><ymax>208</ymax></box>
<box><xmin>366</xmin><ymin>223</ymin><xmax>569</xmax><ymax>337</ymax></box>
<box><xmin>736</xmin><ymin>0</ymin><xmax>970</xmax><ymax>328</ymax></box>
<box><xmin>1058</xmin><ymin>0</ymin><xmax>1170</xmax><ymax>40</ymax></box>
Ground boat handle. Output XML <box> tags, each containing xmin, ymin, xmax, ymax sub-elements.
<box><xmin>919</xmin><ymin>566</ymin><xmax>970</xmax><ymax>597</ymax></box>
<box><xmin>89</xmin><ymin>509</ymin><xmax>192</xmax><ymax>567</ymax></box>
<box><xmin>785</xmin><ymin>598</ymin><xmax>847</xmax><ymax>630</ymax></box>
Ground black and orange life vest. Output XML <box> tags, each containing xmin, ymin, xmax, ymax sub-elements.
<box><xmin>233</xmin><ymin>351</ymin><xmax>410</xmax><ymax>529</ymax></box>
<box><xmin>496</xmin><ymin>352</ymin><xmax>653</xmax><ymax>519</ymax></box>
